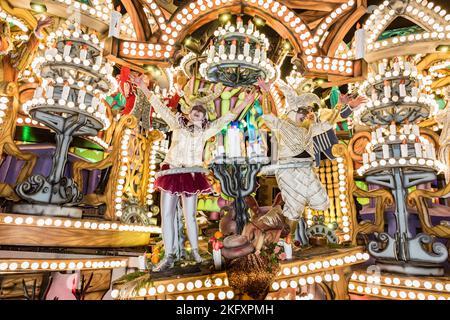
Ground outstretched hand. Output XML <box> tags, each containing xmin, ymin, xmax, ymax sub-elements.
<box><xmin>232</xmin><ymin>89</ymin><xmax>256</xmax><ymax>114</ymax></box>
<box><xmin>35</xmin><ymin>16</ymin><xmax>53</xmax><ymax>37</ymax></box>
<box><xmin>339</xmin><ymin>93</ymin><xmax>367</xmax><ymax>109</ymax></box>
<box><xmin>130</xmin><ymin>73</ymin><xmax>146</xmax><ymax>89</ymax></box>
<box><xmin>257</xmin><ymin>77</ymin><xmax>271</xmax><ymax>93</ymax></box>
<box><xmin>244</xmin><ymin>88</ymin><xmax>256</xmax><ymax>105</ymax></box>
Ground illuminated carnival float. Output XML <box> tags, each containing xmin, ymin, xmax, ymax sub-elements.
<box><xmin>0</xmin><ymin>0</ymin><xmax>448</xmax><ymax>300</ymax></box>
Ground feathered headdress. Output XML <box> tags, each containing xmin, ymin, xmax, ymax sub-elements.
<box><xmin>278</xmin><ymin>82</ymin><xmax>321</xmax><ymax>115</ymax></box>
<box><xmin>179</xmin><ymin>80</ymin><xmax>223</xmax><ymax>118</ymax></box>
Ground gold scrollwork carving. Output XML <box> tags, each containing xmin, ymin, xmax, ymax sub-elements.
<box><xmin>73</xmin><ymin>115</ymin><xmax>162</xmax><ymax>220</ymax></box>
<box><xmin>0</xmin><ymin>82</ymin><xmax>37</xmax><ymax>200</ymax></box>
<box><xmin>407</xmin><ymin>182</ymin><xmax>450</xmax><ymax>239</ymax></box>
<box><xmin>348</xmin><ymin>131</ymin><xmax>371</xmax><ymax>170</ymax></box>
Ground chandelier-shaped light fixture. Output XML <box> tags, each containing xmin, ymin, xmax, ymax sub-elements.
<box><xmin>199</xmin><ymin>17</ymin><xmax>277</xmax><ymax>87</ymax></box>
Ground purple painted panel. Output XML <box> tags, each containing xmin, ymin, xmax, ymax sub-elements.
<box><xmin>0</xmin><ymin>144</ymin><xmax>101</xmax><ymax>194</ymax></box>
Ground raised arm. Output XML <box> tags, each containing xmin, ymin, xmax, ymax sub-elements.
<box><xmin>257</xmin><ymin>78</ymin><xmax>273</xmax><ymax>115</ymax></box>
<box><xmin>203</xmin><ymin>90</ymin><xmax>255</xmax><ymax>139</ymax></box>
<box><xmin>132</xmin><ymin>74</ymin><xmax>179</xmax><ymax>129</ymax></box>
<box><xmin>320</xmin><ymin>94</ymin><xmax>367</xmax><ymax>124</ymax></box>
<box><xmin>203</xmin><ymin>111</ymin><xmax>237</xmax><ymax>140</ymax></box>
<box><xmin>147</xmin><ymin>91</ymin><xmax>179</xmax><ymax>129</ymax></box>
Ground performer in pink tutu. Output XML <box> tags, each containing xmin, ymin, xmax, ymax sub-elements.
<box><xmin>133</xmin><ymin>74</ymin><xmax>252</xmax><ymax>271</ymax></box>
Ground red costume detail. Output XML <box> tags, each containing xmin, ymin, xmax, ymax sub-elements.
<box><xmin>155</xmin><ymin>164</ymin><xmax>211</xmax><ymax>196</ymax></box>
<box><xmin>117</xmin><ymin>67</ymin><xmax>136</xmax><ymax>115</ymax></box>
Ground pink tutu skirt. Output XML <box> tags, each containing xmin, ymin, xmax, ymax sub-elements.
<box><xmin>155</xmin><ymin>164</ymin><xmax>212</xmax><ymax>196</ymax></box>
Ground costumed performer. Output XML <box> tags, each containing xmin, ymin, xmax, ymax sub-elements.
<box><xmin>257</xmin><ymin>78</ymin><xmax>330</xmax><ymax>247</ymax></box>
<box><xmin>133</xmin><ymin>74</ymin><xmax>252</xmax><ymax>271</ymax></box>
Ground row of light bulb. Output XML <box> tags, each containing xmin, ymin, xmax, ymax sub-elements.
<box><xmin>366</xmin><ymin>69</ymin><xmax>422</xmax><ymax>83</ymax></box>
<box><xmin>357</xmin><ymin>157</ymin><xmax>446</xmax><ymax>176</ymax></box>
<box><xmin>367</xmin><ymin>132</ymin><xmax>423</xmax><ymax>149</ymax></box>
<box><xmin>87</xmin><ymin>136</ymin><xmax>110</xmax><ymax>149</ymax></box>
<box><xmin>199</xmin><ymin>57</ymin><xmax>276</xmax><ymax>82</ymax></box>
<box><xmin>121</xmin><ymin>42</ymin><xmax>172</xmax><ymax>59</ymax></box>
<box><xmin>121</xmin><ymin>289</ymin><xmax>235</xmax><ymax>300</ymax></box>
<box><xmin>315</xmin><ymin>0</ymin><xmax>355</xmax><ymax>44</ymax></box>
<box><xmin>359</xmin><ymin>94</ymin><xmax>437</xmax><ymax>110</ymax></box>
<box><xmin>111</xmin><ymin>276</ymin><xmax>230</xmax><ymax>299</ymax></box>
<box><xmin>244</xmin><ymin>0</ymin><xmax>316</xmax><ymax>53</ymax></box>
<box><xmin>272</xmin><ymin>273</ymin><xmax>341</xmax><ymax>291</ymax></box>
<box><xmin>1</xmin><ymin>214</ymin><xmax>158</xmax><ymax>233</ymax></box>
<box><xmin>112</xmin><ymin>250</ymin><xmax>369</xmax><ymax>299</ymax></box>
<box><xmin>145</xmin><ymin>0</ymin><xmax>167</xmax><ymax>30</ymax></box>
<box><xmin>368</xmin><ymin>31</ymin><xmax>450</xmax><ymax>52</ymax></box>
<box><xmin>117</xmin><ymin>0</ymin><xmax>357</xmax><ymax>78</ymax></box>
<box><xmin>336</xmin><ymin>42</ymin><xmax>353</xmax><ymax>60</ymax></box>
<box><xmin>270</xmin><ymin>80</ymin><xmax>285</xmax><ymax>114</ymax></box>
<box><xmin>364</xmin><ymin>0</ymin><xmax>448</xmax><ymax>45</ymax></box>
<box><xmin>355</xmin><ymin>71</ymin><xmax>431</xmax><ymax>95</ymax></box>
<box><xmin>349</xmin><ymin>282</ymin><xmax>450</xmax><ymax>300</ymax></box>
<box><xmin>16</xmin><ymin>116</ymin><xmax>44</xmax><ymax>127</ymax></box>
<box><xmin>336</xmin><ymin>157</ymin><xmax>351</xmax><ymax>241</ymax></box>
<box><xmin>351</xmin><ymin>272</ymin><xmax>450</xmax><ymax>292</ymax></box>
<box><xmin>150</xmin><ymin>0</ymin><xmax>222</xmax><ymax>47</ymax></box>
<box><xmin>0</xmin><ymin>97</ymin><xmax>8</xmax><ymax>125</ymax></box>
<box><xmin>223</xmin><ymin>25</ymin><xmax>267</xmax><ymax>45</ymax></box>
<box><xmin>303</xmin><ymin>158</ymin><xmax>351</xmax><ymax>239</ymax></box>
<box><xmin>303</xmin><ymin>158</ymin><xmax>351</xmax><ymax>238</ymax></box>
<box><xmin>0</xmin><ymin>258</ymin><xmax>127</xmax><ymax>272</ymax></box>
<box><xmin>34</xmin><ymin>53</ymin><xmax>117</xmax><ymax>90</ymax></box>
<box><xmin>52</xmin><ymin>0</ymin><xmax>113</xmax><ymax>23</ymax></box>
<box><xmin>122</xmin><ymin>0</ymin><xmax>319</xmax><ymax>59</ymax></box>
<box><xmin>23</xmin><ymin>97</ymin><xmax>111</xmax><ymax>129</ymax></box>
<box><xmin>429</xmin><ymin>60</ymin><xmax>450</xmax><ymax>73</ymax></box>
<box><xmin>0</xmin><ymin>9</ymin><xmax>28</xmax><ymax>32</ymax></box>
<box><xmin>277</xmin><ymin>251</ymin><xmax>369</xmax><ymax>277</ymax></box>
<box><xmin>405</xmin><ymin>1</ymin><xmax>449</xmax><ymax>31</ymax></box>
<box><xmin>171</xmin><ymin>291</ymin><xmax>234</xmax><ymax>300</ymax></box>
<box><xmin>48</xmin><ymin>29</ymin><xmax>103</xmax><ymax>48</ymax></box>
<box><xmin>42</xmin><ymin>53</ymin><xmax>112</xmax><ymax>76</ymax></box>
<box><xmin>115</xmin><ymin>129</ymin><xmax>133</xmax><ymax>218</ymax></box>
<box><xmin>214</xmin><ymin>24</ymin><xmax>270</xmax><ymax>49</ymax></box>
<box><xmin>120</xmin><ymin>15</ymin><xmax>137</xmax><ymax>39</ymax></box>
<box><xmin>306</xmin><ymin>55</ymin><xmax>353</xmax><ymax>75</ymax></box>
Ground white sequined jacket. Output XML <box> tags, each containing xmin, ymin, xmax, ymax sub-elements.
<box><xmin>262</xmin><ymin>114</ymin><xmax>315</xmax><ymax>161</ymax></box>
<box><xmin>149</xmin><ymin>94</ymin><xmax>237</xmax><ymax>168</ymax></box>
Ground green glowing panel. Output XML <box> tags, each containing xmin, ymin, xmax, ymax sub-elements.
<box><xmin>378</xmin><ymin>25</ymin><xmax>424</xmax><ymax>41</ymax></box>
<box><xmin>355</xmin><ymin>181</ymin><xmax>369</xmax><ymax>206</ymax></box>
<box><xmin>21</xmin><ymin>126</ymin><xmax>33</xmax><ymax>142</ymax></box>
<box><xmin>72</xmin><ymin>147</ymin><xmax>104</xmax><ymax>163</ymax></box>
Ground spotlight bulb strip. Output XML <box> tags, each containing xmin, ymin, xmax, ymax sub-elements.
<box><xmin>0</xmin><ymin>257</ymin><xmax>128</xmax><ymax>272</ymax></box>
<box><xmin>0</xmin><ymin>213</ymin><xmax>161</xmax><ymax>234</ymax></box>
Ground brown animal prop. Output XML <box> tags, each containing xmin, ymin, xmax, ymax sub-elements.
<box><xmin>242</xmin><ymin>205</ymin><xmax>290</xmax><ymax>253</ymax></box>
<box><xmin>226</xmin><ymin>252</ymin><xmax>280</xmax><ymax>300</ymax></box>
<box><xmin>221</xmin><ymin>234</ymin><xmax>255</xmax><ymax>260</ymax></box>
<box><xmin>219</xmin><ymin>206</ymin><xmax>237</xmax><ymax>236</ymax></box>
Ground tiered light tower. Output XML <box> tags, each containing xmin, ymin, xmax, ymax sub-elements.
<box><xmin>15</xmin><ymin>23</ymin><xmax>116</xmax><ymax>215</ymax></box>
<box><xmin>354</xmin><ymin>57</ymin><xmax>448</xmax><ymax>275</ymax></box>
<box><xmin>199</xmin><ymin>17</ymin><xmax>277</xmax><ymax>87</ymax></box>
